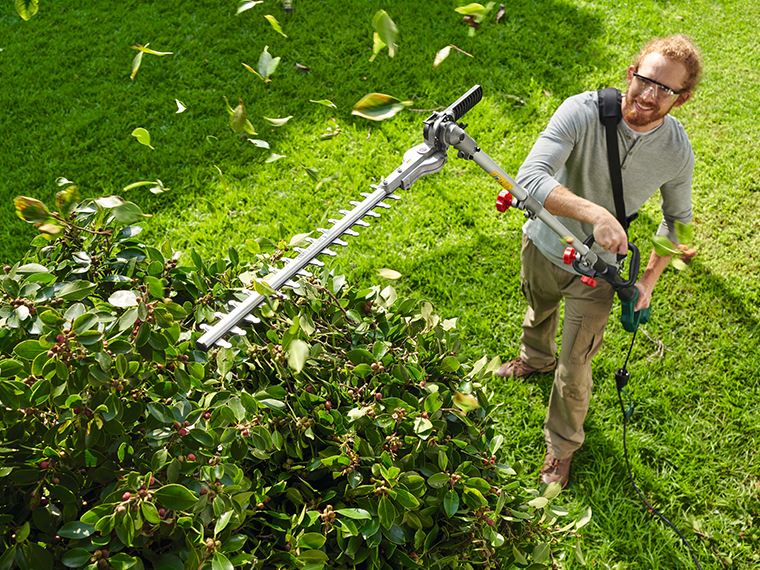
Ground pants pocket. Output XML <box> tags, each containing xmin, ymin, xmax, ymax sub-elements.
<box><xmin>567</xmin><ymin>315</ymin><xmax>605</xmax><ymax>366</ymax></box>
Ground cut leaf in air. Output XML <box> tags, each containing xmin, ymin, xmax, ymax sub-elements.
<box><xmin>264</xmin><ymin>15</ymin><xmax>287</xmax><ymax>38</ymax></box>
<box><xmin>310</xmin><ymin>99</ymin><xmax>337</xmax><ymax>109</ymax></box>
<box><xmin>15</xmin><ymin>0</ymin><xmax>39</xmax><ymax>21</ymax></box>
<box><xmin>14</xmin><ymin>196</ymin><xmax>50</xmax><ymax>224</ymax></box>
<box><xmin>433</xmin><ymin>45</ymin><xmax>473</xmax><ymax>69</ymax></box>
<box><xmin>236</xmin><ymin>0</ymin><xmax>263</xmax><ymax>15</ymax></box>
<box><xmin>496</xmin><ymin>3</ymin><xmax>506</xmax><ymax>22</ymax></box>
<box><xmin>265</xmin><ymin>154</ymin><xmax>286</xmax><ymax>163</ymax></box>
<box><xmin>229</xmin><ymin>99</ymin><xmax>256</xmax><ymax>135</ymax></box>
<box><xmin>243</xmin><ymin>46</ymin><xmax>280</xmax><ymax>83</ymax></box>
<box><xmin>352</xmin><ymin>93</ymin><xmax>413</xmax><ymax>121</ymax></box>
<box><xmin>175</xmin><ymin>99</ymin><xmax>187</xmax><ymax>113</ymax></box>
<box><xmin>248</xmin><ymin>139</ymin><xmax>270</xmax><ymax>149</ymax></box>
<box><xmin>370</xmin><ymin>10</ymin><xmax>398</xmax><ymax>61</ymax></box>
<box><xmin>129</xmin><ymin>43</ymin><xmax>173</xmax><ymax>80</ymax></box>
<box><xmin>123</xmin><ymin>180</ymin><xmax>169</xmax><ymax>194</ymax></box>
<box><xmin>131</xmin><ymin>128</ymin><xmax>154</xmax><ymax>149</ymax></box>
<box><xmin>264</xmin><ymin>116</ymin><xmax>293</xmax><ymax>127</ymax></box>
<box><xmin>378</xmin><ymin>269</ymin><xmax>402</xmax><ymax>280</ymax></box>
<box><xmin>456</xmin><ymin>2</ymin><xmax>496</xmax><ymax>35</ymax></box>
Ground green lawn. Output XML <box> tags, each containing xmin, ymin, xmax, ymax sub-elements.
<box><xmin>2</xmin><ymin>0</ymin><xmax>759</xmax><ymax>568</ymax></box>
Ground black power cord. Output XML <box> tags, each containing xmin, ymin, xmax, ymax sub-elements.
<box><xmin>616</xmin><ymin>330</ymin><xmax>704</xmax><ymax>570</ymax></box>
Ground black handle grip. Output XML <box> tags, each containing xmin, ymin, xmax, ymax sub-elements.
<box><xmin>444</xmin><ymin>85</ymin><xmax>483</xmax><ymax>122</ymax></box>
<box><xmin>572</xmin><ymin>234</ymin><xmax>640</xmax><ymax>290</ymax></box>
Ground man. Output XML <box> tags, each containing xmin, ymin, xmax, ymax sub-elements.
<box><xmin>497</xmin><ymin>35</ymin><xmax>702</xmax><ymax>488</ymax></box>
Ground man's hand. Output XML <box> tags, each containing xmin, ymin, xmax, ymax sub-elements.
<box><xmin>591</xmin><ymin>208</ymin><xmax>629</xmax><ymax>255</ymax></box>
<box><xmin>634</xmin><ymin>281</ymin><xmax>653</xmax><ymax>311</ymax></box>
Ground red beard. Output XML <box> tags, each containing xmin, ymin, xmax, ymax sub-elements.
<box><xmin>623</xmin><ymin>90</ymin><xmax>672</xmax><ymax>129</ymax></box>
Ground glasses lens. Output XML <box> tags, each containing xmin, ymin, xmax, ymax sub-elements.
<box><xmin>634</xmin><ymin>75</ymin><xmax>675</xmax><ymax>100</ymax></box>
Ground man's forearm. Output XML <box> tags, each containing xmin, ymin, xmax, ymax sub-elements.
<box><xmin>639</xmin><ymin>247</ymin><xmax>673</xmax><ymax>291</ymax></box>
<box><xmin>543</xmin><ymin>185</ymin><xmax>629</xmax><ymax>254</ymax></box>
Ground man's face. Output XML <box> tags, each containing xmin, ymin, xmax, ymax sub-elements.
<box><xmin>623</xmin><ymin>52</ymin><xmax>691</xmax><ymax>132</ymax></box>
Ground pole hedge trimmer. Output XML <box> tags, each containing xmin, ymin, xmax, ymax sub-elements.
<box><xmin>197</xmin><ymin>84</ymin><xmax>648</xmax><ymax>352</ymax></box>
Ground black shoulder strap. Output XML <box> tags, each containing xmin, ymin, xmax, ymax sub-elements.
<box><xmin>597</xmin><ymin>87</ymin><xmax>634</xmax><ymax>232</ymax></box>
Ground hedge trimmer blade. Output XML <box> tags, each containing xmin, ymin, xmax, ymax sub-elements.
<box><xmin>196</xmin><ymin>187</ymin><xmax>400</xmax><ymax>351</ymax></box>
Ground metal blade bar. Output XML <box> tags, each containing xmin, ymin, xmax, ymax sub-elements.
<box><xmin>196</xmin><ymin>185</ymin><xmax>393</xmax><ymax>351</ymax></box>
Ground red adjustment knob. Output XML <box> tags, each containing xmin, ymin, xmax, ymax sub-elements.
<box><xmin>495</xmin><ymin>190</ymin><xmax>513</xmax><ymax>213</ymax></box>
<box><xmin>562</xmin><ymin>247</ymin><xmax>577</xmax><ymax>265</ymax></box>
<box><xmin>581</xmin><ymin>275</ymin><xmax>598</xmax><ymax>287</ymax></box>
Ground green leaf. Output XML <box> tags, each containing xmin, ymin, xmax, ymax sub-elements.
<box><xmin>310</xmin><ymin>99</ymin><xmax>337</xmax><ymax>108</ymax></box>
<box><xmin>288</xmin><ymin>339</ymin><xmax>309</xmax><ymax>374</ymax></box>
<box><xmin>257</xmin><ymin>45</ymin><xmax>280</xmax><ymax>81</ymax></box>
<box><xmin>452</xmin><ymin>391</ymin><xmax>480</xmax><ymax>412</ymax></box>
<box><xmin>541</xmin><ymin>481</ymin><xmax>562</xmax><ymax>500</ymax></box>
<box><xmin>61</xmin><ymin>548</ymin><xmax>92</xmax><ymax>568</ymax></box>
<box><xmin>14</xmin><ymin>196</ymin><xmax>49</xmax><ymax>223</ymax></box>
<box><xmin>211</xmin><ymin>552</ymin><xmax>234</xmax><ymax>570</ymax></box>
<box><xmin>299</xmin><ymin>533</ymin><xmax>326</xmax><ymax>549</ymax></box>
<box><xmin>154</xmin><ymin>484</ymin><xmax>198</xmax><ymax>511</ymax></box>
<box><xmin>15</xmin><ymin>0</ymin><xmax>39</xmax><ymax>21</ymax></box>
<box><xmin>434</xmin><ymin>45</ymin><xmax>452</xmax><ymax>69</ymax></box>
<box><xmin>378</xmin><ymin>495</ymin><xmax>396</xmax><ymax>529</ymax></box>
<box><xmin>652</xmin><ymin>234</ymin><xmax>678</xmax><ymax>256</ymax></box>
<box><xmin>533</xmin><ymin>542</ymin><xmax>551</xmax><ymax>564</ymax></box>
<box><xmin>131</xmin><ymin>127</ymin><xmax>154</xmax><ymax>149</ymax></box>
<box><xmin>371</xmin><ymin>10</ymin><xmax>398</xmax><ymax>59</ymax></box>
<box><xmin>336</xmin><ymin>508</ymin><xmax>371</xmax><ymax>520</ymax></box>
<box><xmin>574</xmin><ymin>541</ymin><xmax>586</xmax><ymax>565</ymax></box>
<box><xmin>528</xmin><ymin>496</ymin><xmax>549</xmax><ymax>508</ymax></box>
<box><xmin>427</xmin><ymin>473</ymin><xmax>450</xmax><ymax>488</ymax></box>
<box><xmin>264</xmin><ymin>14</ymin><xmax>287</xmax><ymax>38</ymax></box>
<box><xmin>443</xmin><ymin>489</ymin><xmax>459</xmax><ymax>518</ymax></box>
<box><xmin>377</xmin><ymin>268</ymin><xmax>402</xmax><ymax>280</ymax></box>
<box><xmin>141</xmin><ymin>501</ymin><xmax>160</xmax><ymax>524</ymax></box>
<box><xmin>236</xmin><ymin>1</ymin><xmax>263</xmax><ymax>15</ymax></box>
<box><xmin>575</xmin><ymin>506</ymin><xmax>592</xmax><ymax>530</ymax></box>
<box><xmin>264</xmin><ymin>116</ymin><xmax>293</xmax><ymax>127</ymax></box>
<box><xmin>13</xmin><ymin>340</ymin><xmax>47</xmax><ymax>360</ymax></box>
<box><xmin>441</xmin><ymin>355</ymin><xmax>460</xmax><ymax>373</ymax></box>
<box><xmin>109</xmin><ymin>290</ymin><xmax>139</xmax><ymax>308</ymax></box>
<box><xmin>351</xmin><ymin>93</ymin><xmax>412</xmax><ymax>122</ymax></box>
<box><xmin>57</xmin><ymin>521</ymin><xmax>96</xmax><ymax>539</ymax></box>
<box><xmin>113</xmin><ymin>202</ymin><xmax>151</xmax><ymax>224</ymax></box>
<box><xmin>110</xmin><ymin>553</ymin><xmax>138</xmax><ymax>570</ymax></box>
<box><xmin>15</xmin><ymin>521</ymin><xmax>30</xmax><ymax>543</ymax></box>
<box><xmin>675</xmin><ymin>220</ymin><xmax>693</xmax><ymax>244</ymax></box>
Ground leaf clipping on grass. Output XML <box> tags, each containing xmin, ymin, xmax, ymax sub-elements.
<box><xmin>264</xmin><ymin>116</ymin><xmax>293</xmax><ymax>127</ymax></box>
<box><xmin>352</xmin><ymin>93</ymin><xmax>412</xmax><ymax>121</ymax></box>
<box><xmin>310</xmin><ymin>99</ymin><xmax>337</xmax><ymax>109</ymax></box>
<box><xmin>129</xmin><ymin>43</ymin><xmax>173</xmax><ymax>80</ymax></box>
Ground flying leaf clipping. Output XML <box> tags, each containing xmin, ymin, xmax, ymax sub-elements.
<box><xmin>265</xmin><ymin>153</ymin><xmax>286</xmax><ymax>163</ymax></box>
<box><xmin>453</xmin><ymin>392</ymin><xmax>480</xmax><ymax>412</ymax></box>
<box><xmin>132</xmin><ymin>45</ymin><xmax>173</xmax><ymax>56</ymax></box>
<box><xmin>130</xmin><ymin>43</ymin><xmax>173</xmax><ymax>80</ymax></box>
<box><xmin>371</xmin><ymin>10</ymin><xmax>398</xmax><ymax>60</ymax></box>
<box><xmin>14</xmin><ymin>196</ymin><xmax>49</xmax><ymax>223</ymax></box>
<box><xmin>131</xmin><ymin>128</ymin><xmax>154</xmax><ymax>149</ymax></box>
<box><xmin>377</xmin><ymin>268</ymin><xmax>402</xmax><ymax>280</ymax></box>
<box><xmin>264</xmin><ymin>15</ymin><xmax>288</xmax><ymax>38</ymax></box>
<box><xmin>352</xmin><ymin>93</ymin><xmax>412</xmax><ymax>121</ymax></box>
<box><xmin>264</xmin><ymin>116</ymin><xmax>293</xmax><ymax>127</ymax></box>
<box><xmin>130</xmin><ymin>51</ymin><xmax>144</xmax><ymax>81</ymax></box>
<box><xmin>15</xmin><ymin>0</ymin><xmax>39</xmax><ymax>21</ymax></box>
<box><xmin>248</xmin><ymin>139</ymin><xmax>270</xmax><ymax>149</ymax></box>
<box><xmin>310</xmin><ymin>99</ymin><xmax>337</xmax><ymax>108</ymax></box>
<box><xmin>433</xmin><ymin>44</ymin><xmax>473</xmax><ymax>69</ymax></box>
<box><xmin>236</xmin><ymin>0</ymin><xmax>263</xmax><ymax>14</ymax></box>
<box><xmin>229</xmin><ymin>99</ymin><xmax>256</xmax><ymax>135</ymax></box>
<box><xmin>175</xmin><ymin>99</ymin><xmax>187</xmax><ymax>113</ymax></box>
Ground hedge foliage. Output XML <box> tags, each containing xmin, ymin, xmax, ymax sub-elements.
<box><xmin>0</xmin><ymin>192</ymin><xmax>586</xmax><ymax>569</ymax></box>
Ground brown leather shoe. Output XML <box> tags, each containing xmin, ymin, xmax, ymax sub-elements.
<box><xmin>495</xmin><ymin>357</ymin><xmax>556</xmax><ymax>379</ymax></box>
<box><xmin>540</xmin><ymin>452</ymin><xmax>572</xmax><ymax>489</ymax></box>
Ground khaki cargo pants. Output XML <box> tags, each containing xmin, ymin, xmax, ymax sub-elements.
<box><xmin>519</xmin><ymin>235</ymin><xmax>615</xmax><ymax>459</ymax></box>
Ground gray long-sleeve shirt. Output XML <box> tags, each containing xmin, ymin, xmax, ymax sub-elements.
<box><xmin>516</xmin><ymin>90</ymin><xmax>694</xmax><ymax>271</ymax></box>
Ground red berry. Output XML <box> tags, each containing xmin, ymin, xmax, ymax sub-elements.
<box><xmin>203</xmin><ymin>412</ymin><xmax>211</xmax><ymax>419</ymax></box>
<box><xmin>138</xmin><ymin>489</ymin><xmax>147</xmax><ymax>498</ymax></box>
<box><xmin>158</xmin><ymin>509</ymin><xmax>166</xmax><ymax>517</ymax></box>
<box><xmin>56</xmin><ymin>334</ymin><xmax>65</xmax><ymax>343</ymax></box>
<box><xmin>325</xmin><ymin>401</ymin><xmax>332</xmax><ymax>410</ymax></box>
<box><xmin>420</xmin><ymin>380</ymin><xmax>427</xmax><ymax>387</ymax></box>
<box><xmin>375</xmin><ymin>393</ymin><xmax>382</xmax><ymax>401</ymax></box>
<box><xmin>122</xmin><ymin>492</ymin><xmax>131</xmax><ymax>501</ymax></box>
<box><xmin>487</xmin><ymin>518</ymin><xmax>495</xmax><ymax>526</ymax></box>
<box><xmin>242</xmin><ymin>429</ymin><xmax>250</xmax><ymax>436</ymax></box>
<box><xmin>187</xmin><ymin>454</ymin><xmax>196</xmax><ymax>462</ymax></box>
<box><xmin>40</xmin><ymin>461</ymin><xmax>49</xmax><ymax>469</ymax></box>
<box><xmin>178</xmin><ymin>428</ymin><xmax>188</xmax><ymax>437</ymax></box>
<box><xmin>173</xmin><ymin>422</ymin><xmax>181</xmax><ymax>430</ymax></box>
<box><xmin>73</xmin><ymin>408</ymin><xmax>82</xmax><ymax>414</ymax></box>
<box><xmin>200</xmin><ymin>488</ymin><xmax>208</xmax><ymax>495</ymax></box>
